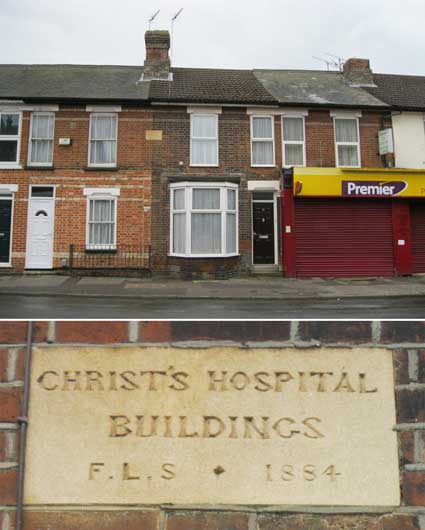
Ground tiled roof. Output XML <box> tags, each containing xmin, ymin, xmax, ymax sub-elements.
<box><xmin>254</xmin><ymin>69</ymin><xmax>389</xmax><ymax>108</ymax></box>
<box><xmin>0</xmin><ymin>64</ymin><xmax>150</xmax><ymax>101</ymax></box>
<box><xmin>364</xmin><ymin>73</ymin><xmax>425</xmax><ymax>110</ymax></box>
<box><xmin>149</xmin><ymin>67</ymin><xmax>277</xmax><ymax>104</ymax></box>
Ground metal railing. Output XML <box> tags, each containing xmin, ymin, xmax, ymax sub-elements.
<box><xmin>68</xmin><ymin>244</ymin><xmax>150</xmax><ymax>275</ymax></box>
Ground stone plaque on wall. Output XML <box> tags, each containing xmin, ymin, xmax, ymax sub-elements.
<box><xmin>25</xmin><ymin>347</ymin><xmax>400</xmax><ymax>506</ymax></box>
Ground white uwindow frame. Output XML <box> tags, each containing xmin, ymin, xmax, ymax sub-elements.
<box><xmin>250</xmin><ymin>115</ymin><xmax>276</xmax><ymax>167</ymax></box>
<box><xmin>88</xmin><ymin>113</ymin><xmax>118</xmax><ymax>168</ymax></box>
<box><xmin>0</xmin><ymin>185</ymin><xmax>18</xmax><ymax>268</ymax></box>
<box><xmin>0</xmin><ymin>111</ymin><xmax>22</xmax><ymax>169</ymax></box>
<box><xmin>281</xmin><ymin>115</ymin><xmax>306</xmax><ymax>168</ymax></box>
<box><xmin>333</xmin><ymin>116</ymin><xmax>361</xmax><ymax>168</ymax></box>
<box><xmin>83</xmin><ymin>188</ymin><xmax>120</xmax><ymax>250</ymax></box>
<box><xmin>190</xmin><ymin>114</ymin><xmax>219</xmax><ymax>167</ymax></box>
<box><xmin>169</xmin><ymin>182</ymin><xmax>239</xmax><ymax>258</ymax></box>
<box><xmin>27</xmin><ymin>112</ymin><xmax>55</xmax><ymax>167</ymax></box>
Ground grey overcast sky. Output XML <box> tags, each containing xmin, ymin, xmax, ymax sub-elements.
<box><xmin>2</xmin><ymin>0</ymin><xmax>425</xmax><ymax>75</ymax></box>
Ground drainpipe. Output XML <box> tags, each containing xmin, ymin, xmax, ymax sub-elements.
<box><xmin>16</xmin><ymin>321</ymin><xmax>33</xmax><ymax>530</ymax></box>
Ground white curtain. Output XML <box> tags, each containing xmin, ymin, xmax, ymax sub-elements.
<box><xmin>227</xmin><ymin>189</ymin><xmax>236</xmax><ymax>210</ymax></box>
<box><xmin>30</xmin><ymin>114</ymin><xmax>54</xmax><ymax>164</ymax></box>
<box><xmin>193</xmin><ymin>189</ymin><xmax>220</xmax><ymax>209</ymax></box>
<box><xmin>173</xmin><ymin>189</ymin><xmax>185</xmax><ymax>210</ymax></box>
<box><xmin>191</xmin><ymin>213</ymin><xmax>221</xmax><ymax>254</ymax></box>
<box><xmin>191</xmin><ymin>115</ymin><xmax>218</xmax><ymax>165</ymax></box>
<box><xmin>285</xmin><ymin>144</ymin><xmax>304</xmax><ymax>166</ymax></box>
<box><xmin>90</xmin><ymin>115</ymin><xmax>117</xmax><ymax>164</ymax></box>
<box><xmin>252</xmin><ymin>117</ymin><xmax>272</xmax><ymax>139</ymax></box>
<box><xmin>173</xmin><ymin>213</ymin><xmax>186</xmax><ymax>253</ymax></box>
<box><xmin>192</xmin><ymin>115</ymin><xmax>216</xmax><ymax>138</ymax></box>
<box><xmin>338</xmin><ymin>145</ymin><xmax>359</xmax><ymax>166</ymax></box>
<box><xmin>282</xmin><ymin>117</ymin><xmax>304</xmax><ymax>141</ymax></box>
<box><xmin>192</xmin><ymin>139</ymin><xmax>217</xmax><ymax>165</ymax></box>
<box><xmin>89</xmin><ymin>199</ymin><xmax>115</xmax><ymax>246</ymax></box>
<box><xmin>226</xmin><ymin>213</ymin><xmax>236</xmax><ymax>253</ymax></box>
<box><xmin>252</xmin><ymin>141</ymin><xmax>273</xmax><ymax>165</ymax></box>
<box><xmin>335</xmin><ymin>119</ymin><xmax>358</xmax><ymax>142</ymax></box>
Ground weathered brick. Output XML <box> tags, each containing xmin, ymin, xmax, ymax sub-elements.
<box><xmin>381</xmin><ymin>514</ymin><xmax>419</xmax><ymax>530</ymax></box>
<box><xmin>0</xmin><ymin>469</ymin><xmax>18</xmax><ymax>505</ymax></box>
<box><xmin>258</xmin><ymin>513</ymin><xmax>385</xmax><ymax>530</ymax></box>
<box><xmin>32</xmin><ymin>322</ymin><xmax>49</xmax><ymax>343</ymax></box>
<box><xmin>0</xmin><ymin>323</ymin><xmax>27</xmax><ymax>344</ymax></box>
<box><xmin>24</xmin><ymin>511</ymin><xmax>158</xmax><ymax>530</ymax></box>
<box><xmin>403</xmin><ymin>471</ymin><xmax>425</xmax><ymax>506</ymax></box>
<box><xmin>381</xmin><ymin>322</ymin><xmax>425</xmax><ymax>343</ymax></box>
<box><xmin>139</xmin><ymin>322</ymin><xmax>172</xmax><ymax>342</ymax></box>
<box><xmin>418</xmin><ymin>431</ymin><xmax>425</xmax><ymax>463</ymax></box>
<box><xmin>417</xmin><ymin>349</ymin><xmax>425</xmax><ymax>383</ymax></box>
<box><xmin>56</xmin><ymin>321</ymin><xmax>129</xmax><ymax>343</ymax></box>
<box><xmin>397</xmin><ymin>388</ymin><xmax>425</xmax><ymax>423</ymax></box>
<box><xmin>0</xmin><ymin>388</ymin><xmax>23</xmax><ymax>422</ymax></box>
<box><xmin>167</xmin><ymin>511</ymin><xmax>249</xmax><ymax>530</ymax></box>
<box><xmin>14</xmin><ymin>349</ymin><xmax>26</xmax><ymax>382</ymax></box>
<box><xmin>0</xmin><ymin>432</ymin><xmax>7</xmax><ymax>461</ymax></box>
<box><xmin>170</xmin><ymin>322</ymin><xmax>290</xmax><ymax>342</ymax></box>
<box><xmin>399</xmin><ymin>431</ymin><xmax>415</xmax><ymax>465</ymax></box>
<box><xmin>298</xmin><ymin>321</ymin><xmax>372</xmax><ymax>343</ymax></box>
<box><xmin>0</xmin><ymin>349</ymin><xmax>9</xmax><ymax>382</ymax></box>
<box><xmin>393</xmin><ymin>349</ymin><xmax>410</xmax><ymax>385</ymax></box>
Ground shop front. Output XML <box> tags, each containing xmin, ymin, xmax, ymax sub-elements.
<box><xmin>282</xmin><ymin>167</ymin><xmax>425</xmax><ymax>278</ymax></box>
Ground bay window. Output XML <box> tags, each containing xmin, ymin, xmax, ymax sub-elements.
<box><xmin>190</xmin><ymin>114</ymin><xmax>218</xmax><ymax>166</ymax></box>
<box><xmin>89</xmin><ymin>113</ymin><xmax>118</xmax><ymax>166</ymax></box>
<box><xmin>251</xmin><ymin>116</ymin><xmax>275</xmax><ymax>166</ymax></box>
<box><xmin>0</xmin><ymin>112</ymin><xmax>21</xmax><ymax>166</ymax></box>
<box><xmin>170</xmin><ymin>182</ymin><xmax>238</xmax><ymax>257</ymax></box>
<box><xmin>28</xmin><ymin>112</ymin><xmax>55</xmax><ymax>166</ymax></box>
<box><xmin>282</xmin><ymin>116</ymin><xmax>306</xmax><ymax>167</ymax></box>
<box><xmin>334</xmin><ymin>117</ymin><xmax>361</xmax><ymax>167</ymax></box>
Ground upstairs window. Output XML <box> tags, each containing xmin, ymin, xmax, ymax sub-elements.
<box><xmin>0</xmin><ymin>112</ymin><xmax>21</xmax><ymax>166</ymax></box>
<box><xmin>282</xmin><ymin>116</ymin><xmax>306</xmax><ymax>167</ymax></box>
<box><xmin>29</xmin><ymin>113</ymin><xmax>55</xmax><ymax>166</ymax></box>
<box><xmin>89</xmin><ymin>114</ymin><xmax>118</xmax><ymax>166</ymax></box>
<box><xmin>170</xmin><ymin>182</ymin><xmax>238</xmax><ymax>257</ymax></box>
<box><xmin>334</xmin><ymin>117</ymin><xmax>361</xmax><ymax>167</ymax></box>
<box><xmin>190</xmin><ymin>114</ymin><xmax>218</xmax><ymax>166</ymax></box>
<box><xmin>251</xmin><ymin>116</ymin><xmax>275</xmax><ymax>166</ymax></box>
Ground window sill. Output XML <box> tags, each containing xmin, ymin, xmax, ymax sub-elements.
<box><xmin>25</xmin><ymin>165</ymin><xmax>54</xmax><ymax>171</ymax></box>
<box><xmin>189</xmin><ymin>164</ymin><xmax>220</xmax><ymax>168</ymax></box>
<box><xmin>0</xmin><ymin>164</ymin><xmax>22</xmax><ymax>170</ymax></box>
<box><xmin>0</xmin><ymin>263</ymin><xmax>11</xmax><ymax>268</ymax></box>
<box><xmin>85</xmin><ymin>166</ymin><xmax>118</xmax><ymax>172</ymax></box>
<box><xmin>85</xmin><ymin>247</ymin><xmax>117</xmax><ymax>254</ymax></box>
<box><xmin>169</xmin><ymin>253</ymin><xmax>240</xmax><ymax>259</ymax></box>
<box><xmin>251</xmin><ymin>164</ymin><xmax>276</xmax><ymax>168</ymax></box>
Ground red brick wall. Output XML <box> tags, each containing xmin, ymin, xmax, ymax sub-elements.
<box><xmin>150</xmin><ymin>107</ymin><xmax>387</xmax><ymax>275</ymax></box>
<box><xmin>0</xmin><ymin>106</ymin><xmax>153</xmax><ymax>272</ymax></box>
<box><xmin>0</xmin><ymin>321</ymin><xmax>424</xmax><ymax>530</ymax></box>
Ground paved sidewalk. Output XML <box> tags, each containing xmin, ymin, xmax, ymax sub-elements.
<box><xmin>1</xmin><ymin>273</ymin><xmax>425</xmax><ymax>301</ymax></box>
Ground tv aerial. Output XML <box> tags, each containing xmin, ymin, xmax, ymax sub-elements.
<box><xmin>148</xmin><ymin>9</ymin><xmax>160</xmax><ymax>30</ymax></box>
<box><xmin>313</xmin><ymin>52</ymin><xmax>345</xmax><ymax>72</ymax></box>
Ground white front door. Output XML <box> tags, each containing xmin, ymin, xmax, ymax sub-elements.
<box><xmin>25</xmin><ymin>186</ymin><xmax>55</xmax><ymax>269</ymax></box>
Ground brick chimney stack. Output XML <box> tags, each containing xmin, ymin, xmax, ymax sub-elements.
<box><xmin>343</xmin><ymin>58</ymin><xmax>374</xmax><ymax>87</ymax></box>
<box><xmin>143</xmin><ymin>30</ymin><xmax>171</xmax><ymax>80</ymax></box>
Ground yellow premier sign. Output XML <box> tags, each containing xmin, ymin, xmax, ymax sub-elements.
<box><xmin>293</xmin><ymin>167</ymin><xmax>425</xmax><ymax>198</ymax></box>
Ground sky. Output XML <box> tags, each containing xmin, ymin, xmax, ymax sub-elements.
<box><xmin>2</xmin><ymin>0</ymin><xmax>425</xmax><ymax>75</ymax></box>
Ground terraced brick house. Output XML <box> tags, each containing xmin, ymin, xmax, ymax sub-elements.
<box><xmin>1</xmin><ymin>31</ymin><xmax>425</xmax><ymax>278</ymax></box>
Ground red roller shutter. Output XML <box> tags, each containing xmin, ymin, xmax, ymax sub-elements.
<box><xmin>411</xmin><ymin>201</ymin><xmax>425</xmax><ymax>273</ymax></box>
<box><xmin>295</xmin><ymin>199</ymin><xmax>394</xmax><ymax>278</ymax></box>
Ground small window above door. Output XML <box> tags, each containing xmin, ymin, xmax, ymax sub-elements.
<box><xmin>31</xmin><ymin>186</ymin><xmax>54</xmax><ymax>198</ymax></box>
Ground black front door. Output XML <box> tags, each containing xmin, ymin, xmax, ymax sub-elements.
<box><xmin>253</xmin><ymin>202</ymin><xmax>275</xmax><ymax>264</ymax></box>
<box><xmin>0</xmin><ymin>199</ymin><xmax>12</xmax><ymax>264</ymax></box>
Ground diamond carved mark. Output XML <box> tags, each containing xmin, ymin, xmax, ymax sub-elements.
<box><xmin>213</xmin><ymin>465</ymin><xmax>226</xmax><ymax>476</ymax></box>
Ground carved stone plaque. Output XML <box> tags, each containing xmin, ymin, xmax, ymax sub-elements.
<box><xmin>25</xmin><ymin>347</ymin><xmax>400</xmax><ymax>507</ymax></box>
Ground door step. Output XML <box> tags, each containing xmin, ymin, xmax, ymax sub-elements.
<box><xmin>253</xmin><ymin>264</ymin><xmax>280</xmax><ymax>274</ymax></box>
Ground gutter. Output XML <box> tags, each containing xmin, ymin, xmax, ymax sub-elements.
<box><xmin>16</xmin><ymin>321</ymin><xmax>33</xmax><ymax>530</ymax></box>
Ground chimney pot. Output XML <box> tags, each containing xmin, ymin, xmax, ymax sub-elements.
<box><xmin>343</xmin><ymin>58</ymin><xmax>374</xmax><ymax>86</ymax></box>
<box><xmin>143</xmin><ymin>30</ymin><xmax>171</xmax><ymax>80</ymax></box>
